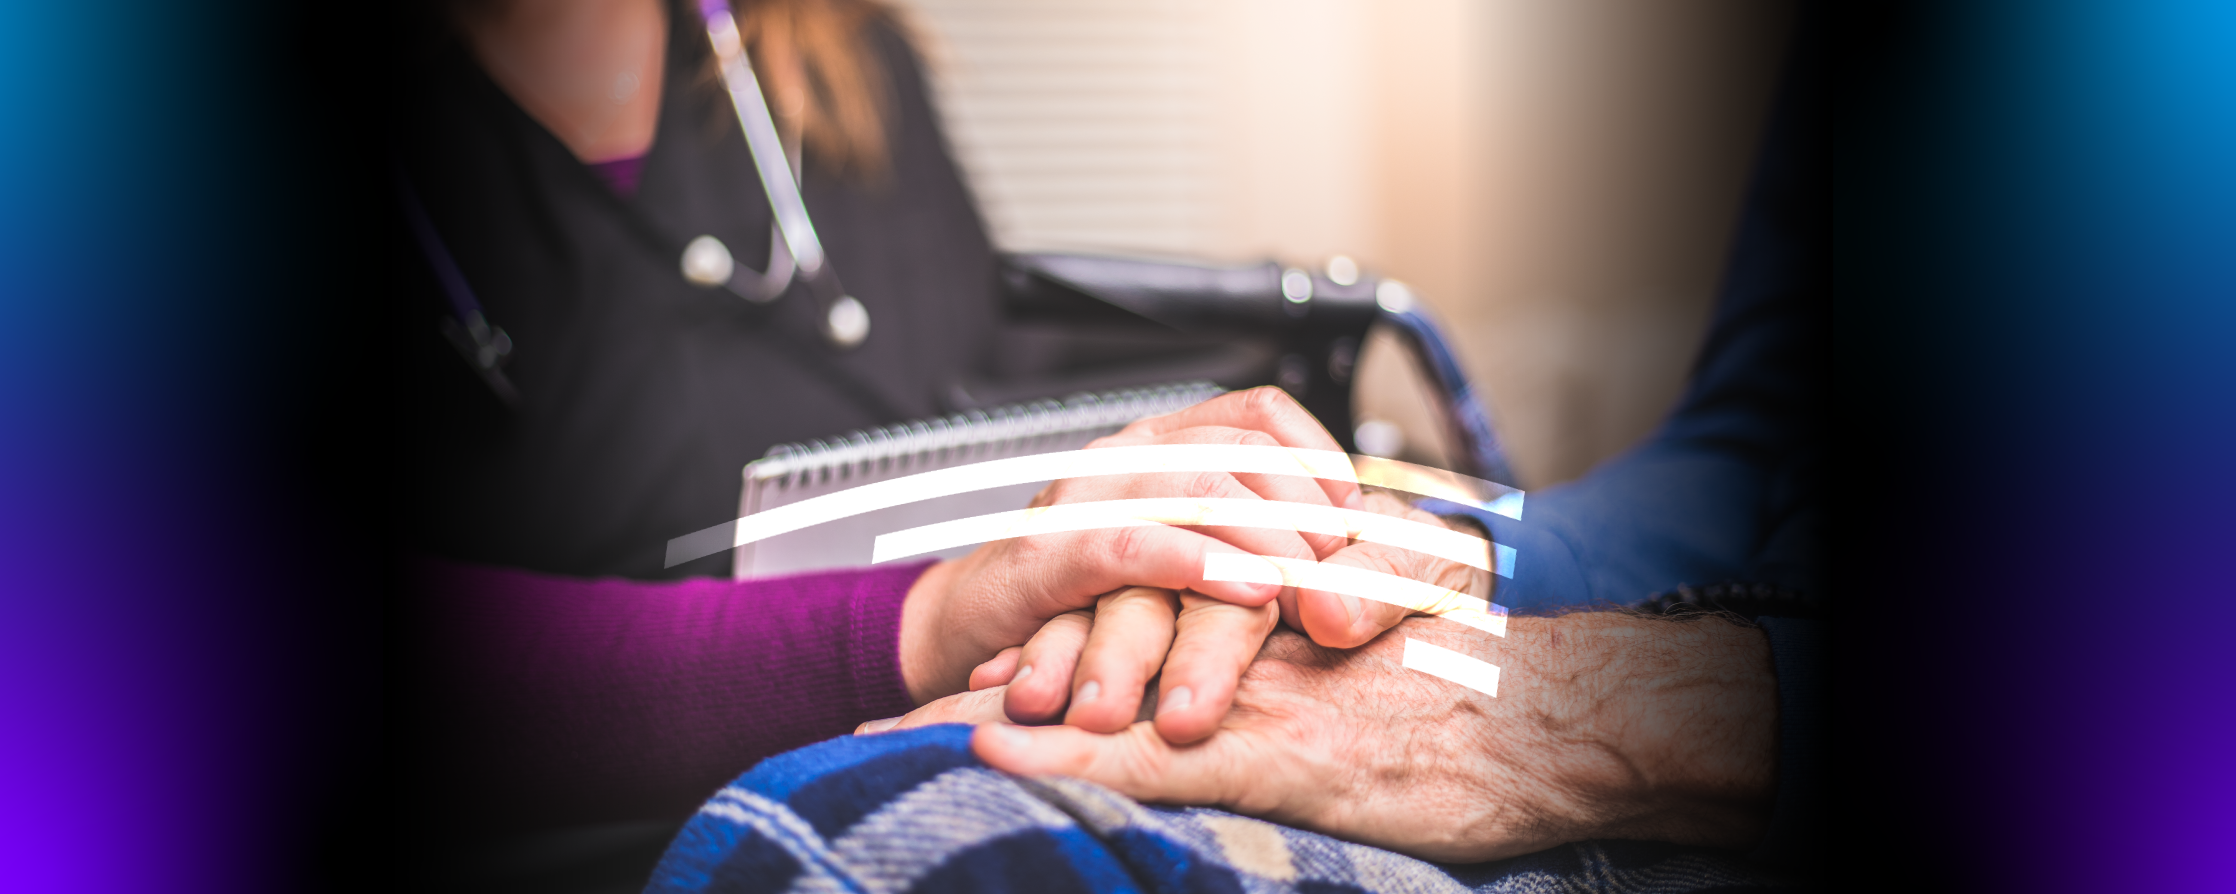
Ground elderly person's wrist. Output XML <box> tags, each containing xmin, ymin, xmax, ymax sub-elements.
<box><xmin>1516</xmin><ymin>612</ymin><xmax>1777</xmax><ymax>851</ymax></box>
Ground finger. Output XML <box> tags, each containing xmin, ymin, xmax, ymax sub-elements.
<box><xmin>1065</xmin><ymin>587</ymin><xmax>1181</xmax><ymax>733</ymax></box>
<box><xmin>1004</xmin><ymin>610</ymin><xmax>1093</xmax><ymax>723</ymax></box>
<box><xmin>1041</xmin><ymin>437</ymin><xmax>1336</xmax><ymax>560</ymax></box>
<box><xmin>1099</xmin><ymin>387</ymin><xmax>1359</xmax><ymax>509</ymax></box>
<box><xmin>1153</xmin><ymin>591</ymin><xmax>1279</xmax><ymax>744</ymax></box>
<box><xmin>860</xmin><ymin>686</ymin><xmax>1012</xmax><ymax>734</ymax></box>
<box><xmin>969</xmin><ymin>646</ymin><xmax>1023</xmax><ymax>691</ymax></box>
<box><xmin>971</xmin><ymin>721</ymin><xmax>1246</xmax><ymax>809</ymax></box>
<box><xmin>1138</xmin><ymin>427</ymin><xmax>1347</xmax><ymax>558</ymax></box>
<box><xmin>1292</xmin><ymin>568</ymin><xmax>1412</xmax><ymax>648</ymax></box>
<box><xmin>1296</xmin><ymin>536</ymin><xmax>1482</xmax><ymax>648</ymax></box>
<box><xmin>994</xmin><ymin>523</ymin><xmax>1288</xmax><ymax>608</ymax></box>
<box><xmin>1093</xmin><ymin>468</ymin><xmax>1330</xmax><ymax>561</ymax></box>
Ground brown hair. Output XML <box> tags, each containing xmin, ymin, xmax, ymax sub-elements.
<box><xmin>733</xmin><ymin>0</ymin><xmax>900</xmax><ymax>178</ymax></box>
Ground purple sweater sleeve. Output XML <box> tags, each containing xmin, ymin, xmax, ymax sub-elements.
<box><xmin>412</xmin><ymin>557</ymin><xmax>932</xmax><ymax>824</ymax></box>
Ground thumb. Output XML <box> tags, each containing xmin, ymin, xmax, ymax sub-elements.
<box><xmin>970</xmin><ymin>721</ymin><xmax>1244</xmax><ymax>808</ymax></box>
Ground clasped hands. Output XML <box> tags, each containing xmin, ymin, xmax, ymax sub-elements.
<box><xmin>882</xmin><ymin>388</ymin><xmax>1776</xmax><ymax>862</ymax></box>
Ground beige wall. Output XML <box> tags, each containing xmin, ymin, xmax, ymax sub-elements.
<box><xmin>897</xmin><ymin>0</ymin><xmax>1790</xmax><ymax>487</ymax></box>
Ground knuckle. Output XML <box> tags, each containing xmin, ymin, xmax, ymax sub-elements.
<box><xmin>1340</xmin><ymin>544</ymin><xmax>1408</xmax><ymax>577</ymax></box>
<box><xmin>1431</xmin><ymin>558</ymin><xmax>1478</xmax><ymax>593</ymax></box>
<box><xmin>1006</xmin><ymin>530</ymin><xmax>1058</xmax><ymax>566</ymax></box>
<box><xmin>1053</xmin><ymin>607</ymin><xmax>1096</xmax><ymax>633</ymax></box>
<box><xmin>1103</xmin><ymin>524</ymin><xmax>1159</xmax><ymax>569</ymax></box>
<box><xmin>1238</xmin><ymin>385</ymin><xmax>1292</xmax><ymax>416</ymax></box>
<box><xmin>1201</xmin><ymin>426</ymin><xmax>1283</xmax><ymax>448</ymax></box>
<box><xmin>1104</xmin><ymin>726</ymin><xmax>1173</xmax><ymax>788</ymax></box>
<box><xmin>1161</xmin><ymin>425</ymin><xmax>1254</xmax><ymax>448</ymax></box>
<box><xmin>1236</xmin><ymin>429</ymin><xmax>1280</xmax><ymax>447</ymax></box>
<box><xmin>1105</xmin><ymin>585</ymin><xmax>1180</xmax><ymax>616</ymax></box>
<box><xmin>1186</xmin><ymin>470</ymin><xmax>1238</xmax><ymax>497</ymax></box>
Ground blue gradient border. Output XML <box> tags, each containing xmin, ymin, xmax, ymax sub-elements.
<box><xmin>0</xmin><ymin>2</ymin><xmax>377</xmax><ymax>891</ymax></box>
<box><xmin>1843</xmin><ymin>2</ymin><xmax>2236</xmax><ymax>890</ymax></box>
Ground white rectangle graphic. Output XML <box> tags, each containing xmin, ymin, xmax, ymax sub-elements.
<box><xmin>871</xmin><ymin>497</ymin><xmax>1508</xmax><ymax>577</ymax></box>
<box><xmin>668</xmin><ymin>444</ymin><xmax>1524</xmax><ymax>568</ymax></box>
<box><xmin>1201</xmin><ymin>553</ymin><xmax>1507</xmax><ymax>636</ymax></box>
<box><xmin>1402</xmin><ymin>638</ymin><xmax>1500</xmax><ymax>697</ymax></box>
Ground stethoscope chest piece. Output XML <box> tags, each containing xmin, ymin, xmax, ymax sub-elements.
<box><xmin>681</xmin><ymin>229</ymin><xmax>868</xmax><ymax>347</ymax></box>
<box><xmin>825</xmin><ymin>294</ymin><xmax>870</xmax><ymax>347</ymax></box>
<box><xmin>681</xmin><ymin>235</ymin><xmax>734</xmax><ymax>287</ymax></box>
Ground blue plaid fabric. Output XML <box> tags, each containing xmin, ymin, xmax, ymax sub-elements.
<box><xmin>644</xmin><ymin>725</ymin><xmax>1792</xmax><ymax>894</ymax></box>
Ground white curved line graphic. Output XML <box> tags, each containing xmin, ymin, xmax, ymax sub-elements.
<box><xmin>665</xmin><ymin>444</ymin><xmax>1524</xmax><ymax>568</ymax></box>
<box><xmin>1201</xmin><ymin>553</ymin><xmax>1508</xmax><ymax>637</ymax></box>
<box><xmin>870</xmin><ymin>497</ymin><xmax>1517</xmax><ymax>578</ymax></box>
<box><xmin>1402</xmin><ymin>638</ymin><xmax>1501</xmax><ymax>697</ymax></box>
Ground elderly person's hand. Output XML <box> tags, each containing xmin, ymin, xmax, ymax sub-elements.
<box><xmin>876</xmin><ymin>612</ymin><xmax>1776</xmax><ymax>864</ymax></box>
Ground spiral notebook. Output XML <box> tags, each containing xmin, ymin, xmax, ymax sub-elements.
<box><xmin>732</xmin><ymin>381</ymin><xmax>1226</xmax><ymax>579</ymax></box>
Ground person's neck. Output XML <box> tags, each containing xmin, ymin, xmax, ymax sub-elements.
<box><xmin>458</xmin><ymin>0</ymin><xmax>669</xmax><ymax>164</ymax></box>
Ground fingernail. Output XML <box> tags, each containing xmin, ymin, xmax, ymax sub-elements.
<box><xmin>1340</xmin><ymin>591</ymin><xmax>1362</xmax><ymax>625</ymax></box>
<box><xmin>1343</xmin><ymin>490</ymin><xmax>1365</xmax><ymax>510</ymax></box>
<box><xmin>1076</xmin><ymin>680</ymin><xmax>1101</xmax><ymax>704</ymax></box>
<box><xmin>858</xmin><ymin>716</ymin><xmax>900</xmax><ymax>734</ymax></box>
<box><xmin>1157</xmin><ymin>686</ymin><xmax>1193</xmax><ymax>716</ymax></box>
<box><xmin>993</xmin><ymin>724</ymin><xmax>1033</xmax><ymax>750</ymax></box>
<box><xmin>1013</xmin><ymin>664</ymin><xmax>1034</xmax><ymax>683</ymax></box>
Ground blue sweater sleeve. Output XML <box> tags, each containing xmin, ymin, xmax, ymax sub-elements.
<box><xmin>1422</xmin><ymin>9</ymin><xmax>1822</xmax><ymax>869</ymax></box>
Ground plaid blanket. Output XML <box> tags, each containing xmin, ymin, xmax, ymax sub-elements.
<box><xmin>644</xmin><ymin>725</ymin><xmax>1791</xmax><ymax>894</ymax></box>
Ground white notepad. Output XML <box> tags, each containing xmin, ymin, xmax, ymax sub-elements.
<box><xmin>732</xmin><ymin>382</ymin><xmax>1226</xmax><ymax>579</ymax></box>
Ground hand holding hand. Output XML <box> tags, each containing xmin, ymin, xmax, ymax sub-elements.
<box><xmin>894</xmin><ymin>388</ymin><xmax>1358</xmax><ymax>716</ymax></box>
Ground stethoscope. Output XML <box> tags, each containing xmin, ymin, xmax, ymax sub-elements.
<box><xmin>695</xmin><ymin>0</ymin><xmax>870</xmax><ymax>349</ymax></box>
<box><xmin>398</xmin><ymin>0</ymin><xmax>874</xmax><ymax>408</ymax></box>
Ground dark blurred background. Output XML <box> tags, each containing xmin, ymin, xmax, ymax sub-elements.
<box><xmin>0</xmin><ymin>1</ymin><xmax>2230</xmax><ymax>891</ymax></box>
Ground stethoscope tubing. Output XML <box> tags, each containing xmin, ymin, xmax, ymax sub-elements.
<box><xmin>702</xmin><ymin>0</ymin><xmax>868</xmax><ymax>349</ymax></box>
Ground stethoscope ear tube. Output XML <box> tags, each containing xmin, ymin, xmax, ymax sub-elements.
<box><xmin>702</xmin><ymin>1</ymin><xmax>868</xmax><ymax>349</ymax></box>
<box><xmin>395</xmin><ymin>168</ymin><xmax>523</xmax><ymax>408</ymax></box>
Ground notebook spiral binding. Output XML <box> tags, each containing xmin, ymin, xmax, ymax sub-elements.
<box><xmin>747</xmin><ymin>380</ymin><xmax>1228</xmax><ymax>490</ymax></box>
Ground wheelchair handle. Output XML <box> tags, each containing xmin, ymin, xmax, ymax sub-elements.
<box><xmin>997</xmin><ymin>252</ymin><xmax>1516</xmax><ymax>486</ymax></box>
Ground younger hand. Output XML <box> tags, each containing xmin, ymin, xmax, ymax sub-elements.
<box><xmin>895</xmin><ymin>387</ymin><xmax>1357</xmax><ymax>713</ymax></box>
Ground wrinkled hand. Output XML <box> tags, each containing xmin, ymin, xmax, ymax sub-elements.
<box><xmin>875</xmin><ymin>613</ymin><xmax>1776</xmax><ymax>863</ymax></box>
